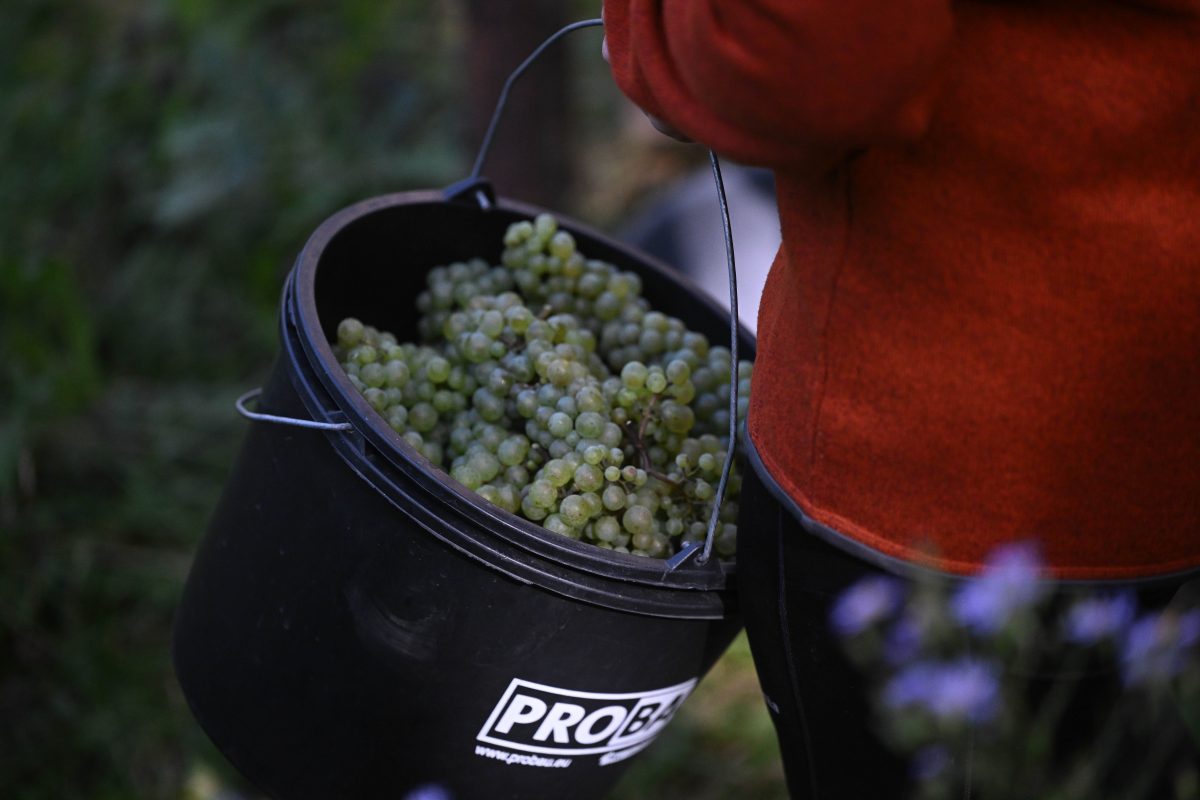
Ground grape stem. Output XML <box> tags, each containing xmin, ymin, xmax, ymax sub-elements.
<box><xmin>636</xmin><ymin>394</ymin><xmax>659</xmax><ymax>446</ymax></box>
<box><xmin>621</xmin><ymin>395</ymin><xmax>682</xmax><ymax>488</ymax></box>
<box><xmin>646</xmin><ymin>469</ymin><xmax>681</xmax><ymax>490</ymax></box>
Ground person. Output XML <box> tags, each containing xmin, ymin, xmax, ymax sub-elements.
<box><xmin>603</xmin><ymin>2</ymin><xmax>1200</xmax><ymax>796</ymax></box>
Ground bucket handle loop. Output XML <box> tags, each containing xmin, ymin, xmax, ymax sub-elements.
<box><xmin>458</xmin><ymin>16</ymin><xmax>743</xmax><ymax>569</ymax></box>
<box><xmin>235</xmin><ymin>387</ymin><xmax>354</xmax><ymax>432</ymax></box>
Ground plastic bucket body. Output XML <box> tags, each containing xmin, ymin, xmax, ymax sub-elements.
<box><xmin>172</xmin><ymin>191</ymin><xmax>757</xmax><ymax>800</ymax></box>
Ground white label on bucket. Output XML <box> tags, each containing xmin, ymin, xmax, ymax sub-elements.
<box><xmin>475</xmin><ymin>677</ymin><xmax>697</xmax><ymax>764</ymax></box>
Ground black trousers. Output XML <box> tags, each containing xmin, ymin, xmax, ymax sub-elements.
<box><xmin>736</xmin><ymin>468</ymin><xmax>913</xmax><ymax>798</ymax></box>
<box><xmin>735</xmin><ymin>465</ymin><xmax>1197</xmax><ymax>800</ymax></box>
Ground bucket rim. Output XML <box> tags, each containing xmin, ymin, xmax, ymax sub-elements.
<box><xmin>288</xmin><ymin>189</ymin><xmax>753</xmax><ymax>594</ymax></box>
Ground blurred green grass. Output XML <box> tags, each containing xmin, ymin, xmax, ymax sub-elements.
<box><xmin>0</xmin><ymin>2</ymin><xmax>786</xmax><ymax>797</ymax></box>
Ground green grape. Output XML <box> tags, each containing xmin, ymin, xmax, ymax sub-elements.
<box><xmin>472</xmin><ymin>388</ymin><xmax>505</xmax><ymax>422</ymax></box>
<box><xmin>560</xmin><ymin>494</ymin><xmax>589</xmax><ymax>527</ymax></box>
<box><xmin>480</xmin><ymin>310</ymin><xmax>505</xmax><ymax>338</ymax></box>
<box><xmin>515</xmin><ymin>389</ymin><xmax>539</xmax><ymax>418</ymax></box>
<box><xmin>548</xmin><ymin>515</ymin><xmax>580</xmax><ymax>539</ymax></box>
<box><xmin>581</xmin><ymin>492</ymin><xmax>603</xmax><ymax>518</ymax></box>
<box><xmin>639</xmin><ymin>330</ymin><xmax>665</xmax><ymax>356</ymax></box>
<box><xmin>546</xmin><ymin>360</ymin><xmax>572</xmax><ymax>387</ymax></box>
<box><xmin>547</xmin><ymin>412</ymin><xmax>573</xmax><ymax>438</ymax></box>
<box><xmin>522</xmin><ymin>493</ymin><xmax>548</xmax><ymax>521</ymax></box>
<box><xmin>621</xmin><ymin>361</ymin><xmax>648</xmax><ymax>390</ymax></box>
<box><xmin>349</xmin><ymin>344</ymin><xmax>378</xmax><ymax>365</ymax></box>
<box><xmin>574</xmin><ymin>411</ymin><xmax>605</xmax><ymax>439</ymax></box>
<box><xmin>451</xmin><ymin>463</ymin><xmax>482</xmax><ymax>490</ymax></box>
<box><xmin>583</xmin><ymin>445</ymin><xmax>607</xmax><ymax>465</ymax></box>
<box><xmin>467</xmin><ymin>451</ymin><xmax>501</xmax><ymax>484</ymax></box>
<box><xmin>645</xmin><ymin>369</ymin><xmax>668</xmax><ymax>393</ymax></box>
<box><xmin>363</xmin><ymin>387</ymin><xmax>388</xmax><ymax>412</ymax></box>
<box><xmin>506</xmin><ymin>464</ymin><xmax>531</xmax><ymax>486</ymax></box>
<box><xmin>622</xmin><ymin>505</ymin><xmax>654</xmax><ymax>536</ymax></box>
<box><xmin>409</xmin><ymin>403</ymin><xmax>438</xmax><ymax>433</ymax></box>
<box><xmin>338</xmin><ymin>317</ymin><xmax>365</xmax><ymax>347</ymax></box>
<box><xmin>666</xmin><ymin>359</ymin><xmax>691</xmax><ymax>384</ymax></box>
<box><xmin>594</xmin><ymin>515</ymin><xmax>621</xmax><ymax>543</ymax></box>
<box><xmin>485</xmin><ymin>367</ymin><xmax>513</xmax><ymax>395</ymax></box>
<box><xmin>432</xmin><ymin>389</ymin><xmax>457</xmax><ymax>413</ymax></box>
<box><xmin>555</xmin><ymin>394</ymin><xmax>579</xmax><ymax>416</ymax></box>
<box><xmin>463</xmin><ymin>331</ymin><xmax>492</xmax><ymax>362</ymax></box>
<box><xmin>548</xmin><ymin>230</ymin><xmax>576</xmax><ymax>260</ymax></box>
<box><xmin>660</xmin><ymin>401</ymin><xmax>695</xmax><ymax>434</ymax></box>
<box><xmin>386</xmin><ymin>406</ymin><xmax>408</xmax><ymax>431</ymax></box>
<box><xmin>505</xmin><ymin>304</ymin><xmax>533</xmax><ymax>332</ymax></box>
<box><xmin>385</xmin><ymin>360</ymin><xmax>410</xmax><ymax>388</ymax></box>
<box><xmin>528</xmin><ymin>479</ymin><xmax>557</xmax><ymax>509</ymax></box>
<box><xmin>602</xmin><ymin>484</ymin><xmax>626</xmax><ymax>512</ymax></box>
<box><xmin>594</xmin><ymin>292</ymin><xmax>622</xmax><ymax>320</ymax></box>
<box><xmin>542</xmin><ymin>460</ymin><xmax>573</xmax><ymax>490</ymax></box>
<box><xmin>575</xmin><ymin>385</ymin><xmax>606</xmax><ymax>413</ymax></box>
<box><xmin>504</xmin><ymin>220</ymin><xmax>534</xmax><ymax>246</ymax></box>
<box><xmin>497</xmin><ymin>435</ymin><xmax>529</xmax><ymax>466</ymax></box>
<box><xmin>601</xmin><ymin>425</ymin><xmax>623</xmax><ymax>448</ymax></box>
<box><xmin>477</xmin><ymin>485</ymin><xmax>502</xmax><ymax>507</ymax></box>
<box><xmin>361</xmin><ymin>362</ymin><xmax>386</xmax><ymax>388</ymax></box>
<box><xmin>427</xmin><ymin>356</ymin><xmax>451</xmax><ymax>383</ymax></box>
<box><xmin>572</xmin><ymin>463</ymin><xmax>604</xmax><ymax>493</ymax></box>
<box><xmin>534</xmin><ymin>212</ymin><xmax>557</xmax><ymax>241</ymax></box>
<box><xmin>478</xmin><ymin>424</ymin><xmax>506</xmax><ymax>451</ymax></box>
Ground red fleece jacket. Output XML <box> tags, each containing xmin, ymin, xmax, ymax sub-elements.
<box><xmin>605</xmin><ymin>0</ymin><xmax>1200</xmax><ymax>580</ymax></box>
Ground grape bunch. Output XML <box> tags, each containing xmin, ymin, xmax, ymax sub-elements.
<box><xmin>333</xmin><ymin>213</ymin><xmax>752</xmax><ymax>560</ymax></box>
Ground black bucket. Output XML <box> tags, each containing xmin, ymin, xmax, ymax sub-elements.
<box><xmin>172</xmin><ymin>189</ymin><xmax>757</xmax><ymax>800</ymax></box>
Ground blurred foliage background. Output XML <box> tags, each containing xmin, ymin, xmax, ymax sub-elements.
<box><xmin>0</xmin><ymin>0</ymin><xmax>783</xmax><ymax>797</ymax></box>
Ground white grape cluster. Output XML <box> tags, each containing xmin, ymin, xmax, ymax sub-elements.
<box><xmin>333</xmin><ymin>213</ymin><xmax>752</xmax><ymax>559</ymax></box>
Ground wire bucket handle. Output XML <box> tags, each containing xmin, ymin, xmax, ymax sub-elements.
<box><xmin>446</xmin><ymin>18</ymin><xmax>743</xmax><ymax>570</ymax></box>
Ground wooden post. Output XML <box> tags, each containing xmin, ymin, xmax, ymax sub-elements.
<box><xmin>463</xmin><ymin>0</ymin><xmax>572</xmax><ymax>210</ymax></box>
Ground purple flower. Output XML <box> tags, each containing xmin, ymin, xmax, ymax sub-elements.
<box><xmin>884</xmin><ymin>658</ymin><xmax>1001</xmax><ymax>724</ymax></box>
<box><xmin>1064</xmin><ymin>592</ymin><xmax>1137</xmax><ymax>645</ymax></box>
<box><xmin>884</xmin><ymin>661</ymin><xmax>941</xmax><ymax>709</ymax></box>
<box><xmin>884</xmin><ymin>613</ymin><xmax>926</xmax><ymax>665</ymax></box>
<box><xmin>831</xmin><ymin>576</ymin><xmax>904</xmax><ymax>637</ymax></box>
<box><xmin>1121</xmin><ymin>608</ymin><xmax>1200</xmax><ymax>687</ymax></box>
<box><xmin>403</xmin><ymin>785</ymin><xmax>453</xmax><ymax>800</ymax></box>
<box><xmin>952</xmin><ymin>541</ymin><xmax>1047</xmax><ymax>634</ymax></box>
<box><xmin>931</xmin><ymin>659</ymin><xmax>1001</xmax><ymax>722</ymax></box>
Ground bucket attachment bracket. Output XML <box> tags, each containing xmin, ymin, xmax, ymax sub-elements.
<box><xmin>443</xmin><ymin>177</ymin><xmax>496</xmax><ymax>211</ymax></box>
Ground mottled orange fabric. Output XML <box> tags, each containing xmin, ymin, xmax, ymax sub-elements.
<box><xmin>606</xmin><ymin>0</ymin><xmax>1200</xmax><ymax>580</ymax></box>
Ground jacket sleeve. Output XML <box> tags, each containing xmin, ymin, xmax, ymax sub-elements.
<box><xmin>604</xmin><ymin>0</ymin><xmax>954</xmax><ymax>172</ymax></box>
